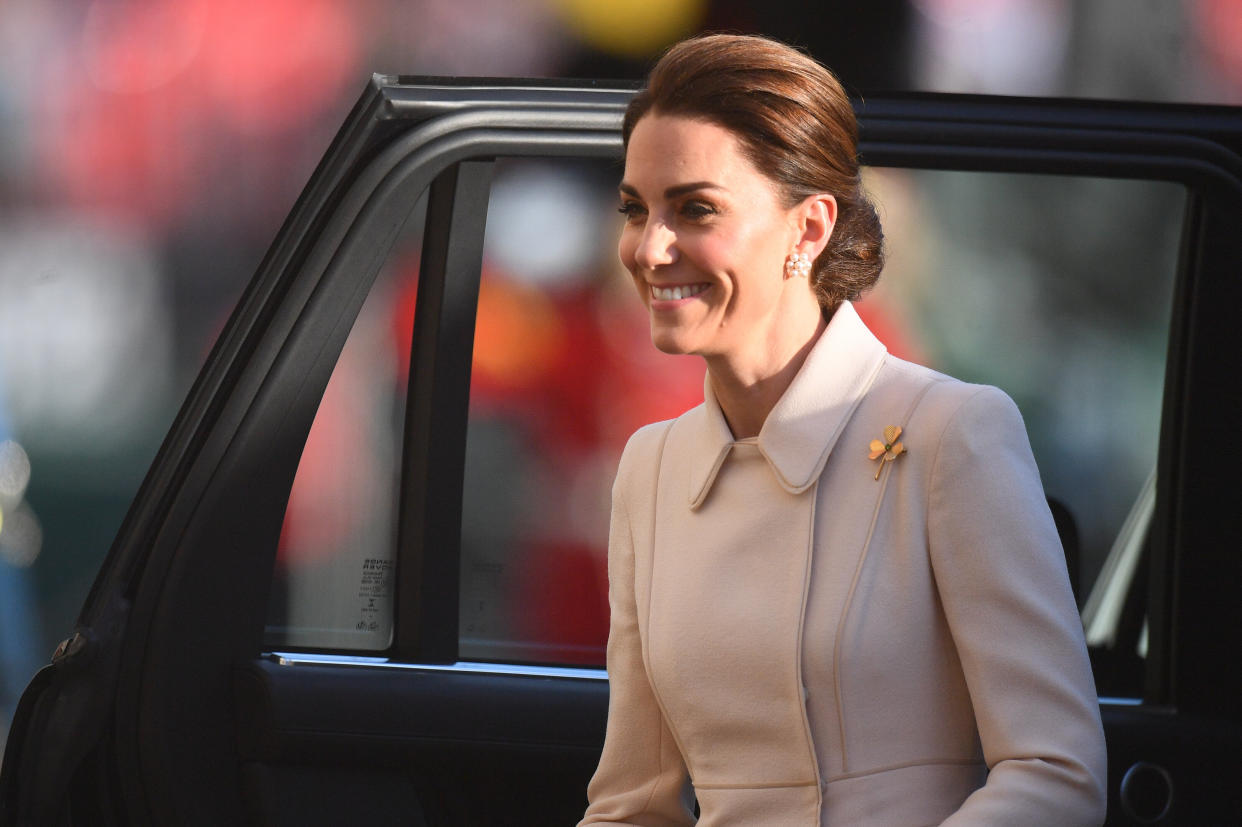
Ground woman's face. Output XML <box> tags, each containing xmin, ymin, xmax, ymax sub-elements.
<box><xmin>619</xmin><ymin>115</ymin><xmax>822</xmax><ymax>359</ymax></box>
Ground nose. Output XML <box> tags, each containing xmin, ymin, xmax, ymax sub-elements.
<box><xmin>633</xmin><ymin>220</ymin><xmax>678</xmax><ymax>269</ymax></box>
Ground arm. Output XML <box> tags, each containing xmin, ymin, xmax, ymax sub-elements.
<box><xmin>579</xmin><ymin>433</ymin><xmax>695</xmax><ymax>826</ymax></box>
<box><xmin>928</xmin><ymin>387</ymin><xmax>1107</xmax><ymax>826</ymax></box>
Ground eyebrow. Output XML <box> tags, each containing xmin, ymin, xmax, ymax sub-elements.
<box><xmin>618</xmin><ymin>181</ymin><xmax>724</xmax><ymax>199</ymax></box>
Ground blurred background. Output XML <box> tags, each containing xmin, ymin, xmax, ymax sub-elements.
<box><xmin>3</xmin><ymin>0</ymin><xmax>1242</xmax><ymax>749</ymax></box>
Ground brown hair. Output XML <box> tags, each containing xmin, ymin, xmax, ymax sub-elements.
<box><xmin>623</xmin><ymin>34</ymin><xmax>884</xmax><ymax>309</ymax></box>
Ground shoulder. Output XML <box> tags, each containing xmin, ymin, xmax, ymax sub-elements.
<box><xmin>619</xmin><ymin>417</ymin><xmax>680</xmax><ymax>467</ymax></box>
<box><xmin>872</xmin><ymin>357</ymin><xmax>1033</xmax><ymax>488</ymax></box>
<box><xmin>614</xmin><ymin>415</ymin><xmax>682</xmax><ymax>497</ymax></box>
<box><xmin>880</xmin><ymin>368</ymin><xmax>1046</xmax><ymax>510</ymax></box>
<box><xmin>879</xmin><ymin>355</ymin><xmax>1024</xmax><ymax>437</ymax></box>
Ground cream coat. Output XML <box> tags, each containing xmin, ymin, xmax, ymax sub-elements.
<box><xmin>579</xmin><ymin>303</ymin><xmax>1107</xmax><ymax>826</ymax></box>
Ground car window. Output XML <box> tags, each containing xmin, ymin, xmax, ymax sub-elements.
<box><xmin>456</xmin><ymin>159</ymin><xmax>705</xmax><ymax>665</ymax></box>
<box><xmin>863</xmin><ymin>167</ymin><xmax>1179</xmax><ymax>594</ymax></box>
<box><xmin>863</xmin><ymin>167</ymin><xmax>1180</xmax><ymax>700</ymax></box>
<box><xmin>457</xmin><ymin>158</ymin><xmax>1180</xmax><ymax>694</ymax></box>
<box><xmin>262</xmin><ymin>154</ymin><xmax>1181</xmax><ymax>702</ymax></box>
<box><xmin>263</xmin><ymin>192</ymin><xmax>427</xmax><ymax>651</ymax></box>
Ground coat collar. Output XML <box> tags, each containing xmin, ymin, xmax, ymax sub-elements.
<box><xmin>687</xmin><ymin>301</ymin><xmax>887</xmax><ymax>509</ymax></box>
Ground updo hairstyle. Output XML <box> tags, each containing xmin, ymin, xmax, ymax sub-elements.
<box><xmin>623</xmin><ymin>34</ymin><xmax>884</xmax><ymax>310</ymax></box>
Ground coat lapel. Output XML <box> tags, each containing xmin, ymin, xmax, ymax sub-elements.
<box><xmin>687</xmin><ymin>302</ymin><xmax>887</xmax><ymax>509</ymax></box>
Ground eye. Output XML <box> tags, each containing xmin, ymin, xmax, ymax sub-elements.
<box><xmin>680</xmin><ymin>200</ymin><xmax>718</xmax><ymax>221</ymax></box>
<box><xmin>618</xmin><ymin>200</ymin><xmax>646</xmax><ymax>223</ymax></box>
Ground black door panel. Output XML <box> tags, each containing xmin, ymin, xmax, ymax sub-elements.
<box><xmin>1100</xmin><ymin>704</ymin><xmax>1242</xmax><ymax>824</ymax></box>
<box><xmin>233</xmin><ymin>658</ymin><xmax>607</xmax><ymax>825</ymax></box>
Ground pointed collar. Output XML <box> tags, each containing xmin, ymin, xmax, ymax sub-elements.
<box><xmin>687</xmin><ymin>302</ymin><xmax>888</xmax><ymax>509</ymax></box>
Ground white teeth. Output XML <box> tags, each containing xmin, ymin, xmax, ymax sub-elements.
<box><xmin>652</xmin><ymin>283</ymin><xmax>707</xmax><ymax>301</ymax></box>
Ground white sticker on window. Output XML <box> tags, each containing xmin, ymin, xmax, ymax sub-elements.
<box><xmin>357</xmin><ymin>557</ymin><xmax>394</xmax><ymax>634</ymax></box>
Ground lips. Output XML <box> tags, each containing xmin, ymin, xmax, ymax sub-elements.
<box><xmin>650</xmin><ymin>282</ymin><xmax>709</xmax><ymax>301</ymax></box>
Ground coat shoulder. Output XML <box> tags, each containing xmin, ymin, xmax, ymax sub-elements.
<box><xmin>880</xmin><ymin>355</ymin><xmax>1022</xmax><ymax>433</ymax></box>
<box><xmin>614</xmin><ymin>415</ymin><xmax>682</xmax><ymax>495</ymax></box>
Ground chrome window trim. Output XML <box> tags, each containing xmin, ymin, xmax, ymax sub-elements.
<box><xmin>265</xmin><ymin>653</ymin><xmax>1145</xmax><ymax>702</ymax></box>
<box><xmin>267</xmin><ymin>651</ymin><xmax>608</xmax><ymax>681</ymax></box>
<box><xmin>1099</xmin><ymin>696</ymin><xmax>1143</xmax><ymax>706</ymax></box>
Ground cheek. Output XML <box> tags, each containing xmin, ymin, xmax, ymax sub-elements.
<box><xmin>617</xmin><ymin>230</ymin><xmax>646</xmax><ymax>302</ymax></box>
<box><xmin>617</xmin><ymin>228</ymin><xmax>638</xmax><ymax>273</ymax></box>
<box><xmin>732</xmin><ymin>229</ymin><xmax>787</xmax><ymax>284</ymax></box>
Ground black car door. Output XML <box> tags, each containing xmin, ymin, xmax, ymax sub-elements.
<box><xmin>2</xmin><ymin>78</ymin><xmax>1240</xmax><ymax>826</ymax></box>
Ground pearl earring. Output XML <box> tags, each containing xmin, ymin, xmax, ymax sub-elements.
<box><xmin>785</xmin><ymin>251</ymin><xmax>811</xmax><ymax>279</ymax></box>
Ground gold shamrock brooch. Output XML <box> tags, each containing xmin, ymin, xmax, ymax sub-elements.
<box><xmin>869</xmin><ymin>425</ymin><xmax>906</xmax><ymax>480</ymax></box>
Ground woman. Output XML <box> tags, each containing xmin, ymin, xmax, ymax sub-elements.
<box><xmin>580</xmin><ymin>34</ymin><xmax>1107</xmax><ymax>826</ymax></box>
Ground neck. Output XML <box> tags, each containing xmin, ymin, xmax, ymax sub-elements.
<box><xmin>706</xmin><ymin>308</ymin><xmax>829</xmax><ymax>440</ymax></box>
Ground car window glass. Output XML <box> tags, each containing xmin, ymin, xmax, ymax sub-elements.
<box><xmin>458</xmin><ymin>158</ymin><xmax>1181</xmax><ymax>695</ymax></box>
<box><xmin>456</xmin><ymin>158</ymin><xmax>703</xmax><ymax>665</ymax></box>
<box><xmin>263</xmin><ymin>192</ymin><xmax>427</xmax><ymax>651</ymax></box>
<box><xmin>863</xmin><ymin>168</ymin><xmax>1181</xmax><ymax>700</ymax></box>
<box><xmin>864</xmin><ymin>167</ymin><xmax>1179</xmax><ymax>588</ymax></box>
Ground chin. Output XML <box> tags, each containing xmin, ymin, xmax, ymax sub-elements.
<box><xmin>649</xmin><ymin>328</ymin><xmax>697</xmax><ymax>356</ymax></box>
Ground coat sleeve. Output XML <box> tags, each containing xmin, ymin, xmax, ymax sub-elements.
<box><xmin>927</xmin><ymin>386</ymin><xmax>1107</xmax><ymax>826</ymax></box>
<box><xmin>579</xmin><ymin>428</ymin><xmax>696</xmax><ymax>826</ymax></box>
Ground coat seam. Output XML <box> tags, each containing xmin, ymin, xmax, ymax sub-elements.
<box><xmin>694</xmin><ymin>779</ymin><xmax>820</xmax><ymax>790</ymax></box>
<box><xmin>620</xmin><ymin>427</ymin><xmax>667</xmax><ymax>818</ymax></box>
<box><xmin>637</xmin><ymin>722</ymin><xmax>667</xmax><ymax>815</ymax></box>
<box><xmin>639</xmin><ymin>418</ymin><xmax>696</xmax><ymax>789</ymax></box>
<box><xmin>794</xmin><ymin>479</ymin><xmax>823</xmax><ymax>813</ymax></box>
<box><xmin>833</xmin><ymin>371</ymin><xmax>947</xmax><ymax>774</ymax></box>
<box><xmin>826</xmin><ymin>756</ymin><xmax>985</xmax><ymax>783</ymax></box>
<box><xmin>923</xmin><ymin>385</ymin><xmax>995</xmax><ymax>547</ymax></box>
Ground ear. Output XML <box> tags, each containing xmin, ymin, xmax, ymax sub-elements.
<box><xmin>791</xmin><ymin>193</ymin><xmax>837</xmax><ymax>259</ymax></box>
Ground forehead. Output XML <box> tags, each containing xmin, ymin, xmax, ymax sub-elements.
<box><xmin>622</xmin><ymin>114</ymin><xmax>763</xmax><ymax>191</ymax></box>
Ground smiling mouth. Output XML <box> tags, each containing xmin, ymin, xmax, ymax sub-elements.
<box><xmin>650</xmin><ymin>283</ymin><xmax>709</xmax><ymax>302</ymax></box>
